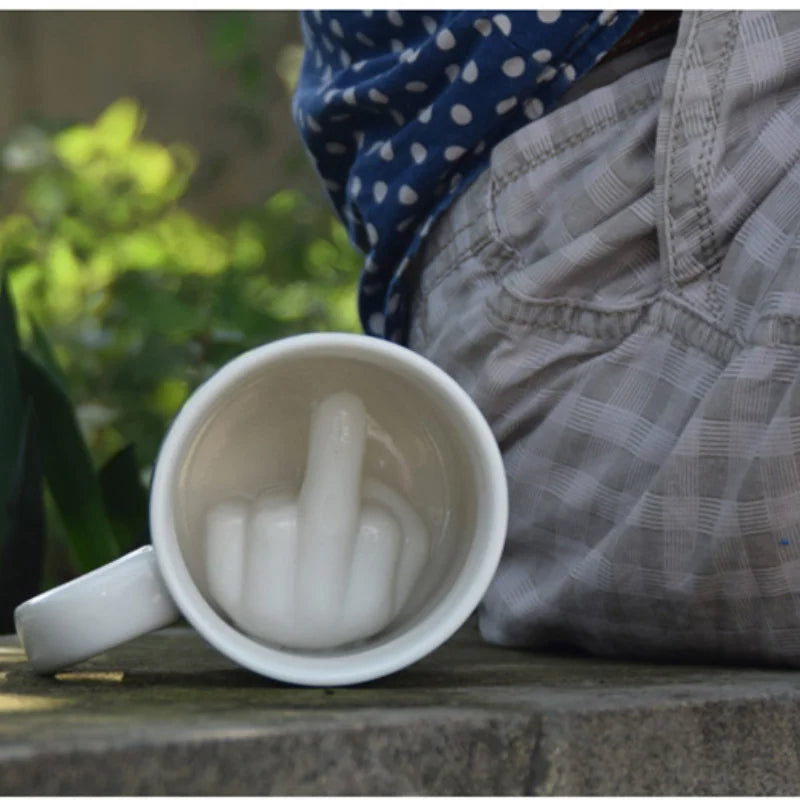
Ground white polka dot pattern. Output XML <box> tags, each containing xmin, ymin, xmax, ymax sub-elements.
<box><xmin>495</xmin><ymin>96</ymin><xmax>518</xmax><ymax>114</ymax></box>
<box><xmin>474</xmin><ymin>18</ymin><xmax>492</xmax><ymax>37</ymax></box>
<box><xmin>492</xmin><ymin>14</ymin><xmax>512</xmax><ymax>35</ymax></box>
<box><xmin>462</xmin><ymin>60</ymin><xmax>479</xmax><ymax>83</ymax></box>
<box><xmin>502</xmin><ymin>57</ymin><xmax>526</xmax><ymax>77</ymax></box>
<box><xmin>410</xmin><ymin>142</ymin><xmax>427</xmax><ymax>163</ymax></box>
<box><xmin>450</xmin><ymin>104</ymin><xmax>472</xmax><ymax>125</ymax></box>
<box><xmin>398</xmin><ymin>185</ymin><xmax>418</xmax><ymax>205</ymax></box>
<box><xmin>294</xmin><ymin>10</ymin><xmax>641</xmax><ymax>342</ymax></box>
<box><xmin>444</xmin><ymin>145</ymin><xmax>466</xmax><ymax>162</ymax></box>
<box><xmin>373</xmin><ymin>181</ymin><xmax>387</xmax><ymax>203</ymax></box>
<box><xmin>537</xmin><ymin>10</ymin><xmax>562</xmax><ymax>24</ymax></box>
<box><xmin>436</xmin><ymin>28</ymin><xmax>456</xmax><ymax>50</ymax></box>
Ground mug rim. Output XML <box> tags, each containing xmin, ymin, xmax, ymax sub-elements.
<box><xmin>149</xmin><ymin>332</ymin><xmax>508</xmax><ymax>685</ymax></box>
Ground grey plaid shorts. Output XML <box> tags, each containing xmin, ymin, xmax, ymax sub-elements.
<box><xmin>408</xmin><ymin>11</ymin><xmax>800</xmax><ymax>666</ymax></box>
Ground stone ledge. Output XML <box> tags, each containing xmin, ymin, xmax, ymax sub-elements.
<box><xmin>1</xmin><ymin>622</ymin><xmax>799</xmax><ymax>794</ymax></box>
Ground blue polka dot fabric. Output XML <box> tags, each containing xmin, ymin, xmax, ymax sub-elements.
<box><xmin>293</xmin><ymin>10</ymin><xmax>640</xmax><ymax>343</ymax></box>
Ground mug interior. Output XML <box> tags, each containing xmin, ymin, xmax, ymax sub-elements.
<box><xmin>151</xmin><ymin>335</ymin><xmax>505</xmax><ymax>684</ymax></box>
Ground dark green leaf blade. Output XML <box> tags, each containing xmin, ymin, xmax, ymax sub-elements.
<box><xmin>0</xmin><ymin>404</ymin><xmax>45</xmax><ymax>633</ymax></box>
<box><xmin>99</xmin><ymin>444</ymin><xmax>149</xmax><ymax>554</ymax></box>
<box><xmin>0</xmin><ymin>274</ymin><xmax>24</xmax><ymax>557</ymax></box>
<box><xmin>0</xmin><ymin>272</ymin><xmax>20</xmax><ymax>351</ymax></box>
<box><xmin>29</xmin><ymin>318</ymin><xmax>68</xmax><ymax>392</ymax></box>
<box><xmin>17</xmin><ymin>350</ymin><xmax>119</xmax><ymax>572</ymax></box>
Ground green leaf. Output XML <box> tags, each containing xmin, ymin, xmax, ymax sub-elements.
<box><xmin>99</xmin><ymin>444</ymin><xmax>149</xmax><ymax>554</ymax></box>
<box><xmin>95</xmin><ymin>98</ymin><xmax>143</xmax><ymax>154</ymax></box>
<box><xmin>0</xmin><ymin>273</ymin><xmax>20</xmax><ymax>351</ymax></box>
<box><xmin>17</xmin><ymin>349</ymin><xmax>119</xmax><ymax>572</ymax></box>
<box><xmin>0</xmin><ymin>405</ymin><xmax>45</xmax><ymax>633</ymax></box>
<box><xmin>52</xmin><ymin>123</ymin><xmax>95</xmax><ymax>168</ymax></box>
<box><xmin>0</xmin><ymin>275</ymin><xmax>24</xmax><ymax>556</ymax></box>
<box><xmin>29</xmin><ymin>319</ymin><xmax>68</xmax><ymax>392</ymax></box>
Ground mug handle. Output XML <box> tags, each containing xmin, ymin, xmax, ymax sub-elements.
<box><xmin>14</xmin><ymin>545</ymin><xmax>181</xmax><ymax>674</ymax></box>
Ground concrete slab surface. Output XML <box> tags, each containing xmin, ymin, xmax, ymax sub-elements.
<box><xmin>1</xmin><ymin>621</ymin><xmax>799</xmax><ymax>794</ymax></box>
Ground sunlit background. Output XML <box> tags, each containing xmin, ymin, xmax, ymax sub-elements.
<box><xmin>0</xmin><ymin>11</ymin><xmax>363</xmax><ymax>624</ymax></box>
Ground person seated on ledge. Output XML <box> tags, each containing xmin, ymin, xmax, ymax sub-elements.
<box><xmin>294</xmin><ymin>10</ymin><xmax>800</xmax><ymax>668</ymax></box>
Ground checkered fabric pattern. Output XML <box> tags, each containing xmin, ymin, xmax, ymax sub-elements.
<box><xmin>408</xmin><ymin>11</ymin><xmax>800</xmax><ymax>666</ymax></box>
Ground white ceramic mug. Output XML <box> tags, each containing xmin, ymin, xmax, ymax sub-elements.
<box><xmin>14</xmin><ymin>333</ymin><xmax>508</xmax><ymax>686</ymax></box>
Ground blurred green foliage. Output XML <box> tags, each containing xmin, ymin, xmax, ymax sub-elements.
<box><xmin>0</xmin><ymin>98</ymin><xmax>361</xmax><ymax>470</ymax></box>
<box><xmin>0</xmin><ymin>95</ymin><xmax>363</xmax><ymax>621</ymax></box>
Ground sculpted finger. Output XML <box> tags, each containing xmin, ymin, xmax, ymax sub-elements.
<box><xmin>338</xmin><ymin>505</ymin><xmax>402</xmax><ymax>643</ymax></box>
<box><xmin>239</xmin><ymin>493</ymin><xmax>299</xmax><ymax>646</ymax></box>
<box><xmin>297</xmin><ymin>391</ymin><xmax>367</xmax><ymax>619</ymax></box>
<box><xmin>362</xmin><ymin>478</ymin><xmax>430</xmax><ymax>614</ymax></box>
<box><xmin>205</xmin><ymin>500</ymin><xmax>248</xmax><ymax>621</ymax></box>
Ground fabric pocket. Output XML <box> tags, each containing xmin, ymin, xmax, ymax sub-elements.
<box><xmin>486</xmin><ymin>59</ymin><xmax>668</xmax><ymax>333</ymax></box>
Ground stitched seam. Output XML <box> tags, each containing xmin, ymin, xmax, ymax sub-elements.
<box><xmin>487</xmin><ymin>295</ymin><xmax>651</xmax><ymax>340</ymax></box>
<box><xmin>497</xmin><ymin>294</ymin><xmax>652</xmax><ymax>319</ymax></box>
<box><xmin>664</xmin><ymin>12</ymin><xmax>699</xmax><ymax>290</ymax></box>
<box><xmin>488</xmin><ymin>316</ymin><xmax>638</xmax><ymax>341</ymax></box>
<box><xmin>421</xmin><ymin>233</ymin><xmax>495</xmax><ymax>295</ymax></box>
<box><xmin>419</xmin><ymin>213</ymin><xmax>485</xmax><ymax>272</ymax></box>
<box><xmin>487</xmin><ymin>160</ymin><xmax>527</xmax><ymax>280</ymax></box>
<box><xmin>487</xmin><ymin>291</ymin><xmax>739</xmax><ymax>365</ymax></box>
<box><xmin>487</xmin><ymin>312</ymin><xmax>646</xmax><ymax>342</ymax></box>
<box><xmin>693</xmin><ymin>12</ymin><xmax>739</xmax><ymax>282</ymax></box>
<box><xmin>705</xmin><ymin>280</ymin><xmax>726</xmax><ymax>327</ymax></box>
<box><xmin>493</xmin><ymin>92</ymin><xmax>660</xmax><ymax>194</ymax></box>
<box><xmin>656</xmin><ymin>292</ymin><xmax>741</xmax><ymax>358</ymax></box>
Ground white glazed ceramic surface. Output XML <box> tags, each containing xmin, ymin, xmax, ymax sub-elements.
<box><xmin>14</xmin><ymin>545</ymin><xmax>179</xmax><ymax>674</ymax></box>
<box><xmin>15</xmin><ymin>333</ymin><xmax>508</xmax><ymax>686</ymax></box>
<box><xmin>205</xmin><ymin>390</ymin><xmax>431</xmax><ymax>650</ymax></box>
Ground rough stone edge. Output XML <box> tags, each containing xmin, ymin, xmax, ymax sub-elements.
<box><xmin>0</xmin><ymin>708</ymin><xmax>541</xmax><ymax>795</ymax></box>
